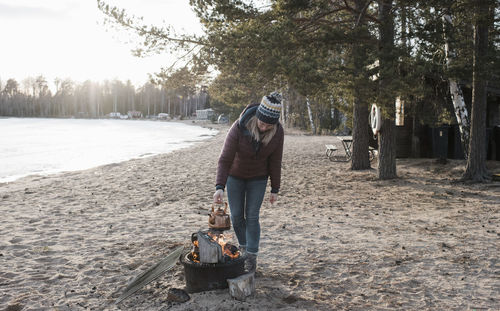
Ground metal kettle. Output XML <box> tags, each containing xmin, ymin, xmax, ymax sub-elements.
<box><xmin>208</xmin><ymin>202</ymin><xmax>231</xmax><ymax>231</ymax></box>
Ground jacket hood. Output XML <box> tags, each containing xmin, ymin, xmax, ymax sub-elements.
<box><xmin>238</xmin><ymin>103</ymin><xmax>259</xmax><ymax>133</ymax></box>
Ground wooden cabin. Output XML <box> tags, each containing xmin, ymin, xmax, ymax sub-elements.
<box><xmin>395</xmin><ymin>82</ymin><xmax>500</xmax><ymax>161</ymax></box>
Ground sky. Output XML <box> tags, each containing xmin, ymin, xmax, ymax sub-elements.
<box><xmin>0</xmin><ymin>0</ymin><xmax>203</xmax><ymax>90</ymax></box>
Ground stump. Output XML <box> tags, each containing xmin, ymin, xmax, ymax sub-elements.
<box><xmin>227</xmin><ymin>272</ymin><xmax>255</xmax><ymax>301</ymax></box>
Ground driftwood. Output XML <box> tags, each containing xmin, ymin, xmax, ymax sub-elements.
<box><xmin>115</xmin><ymin>246</ymin><xmax>184</xmax><ymax>304</ymax></box>
<box><xmin>227</xmin><ymin>272</ymin><xmax>255</xmax><ymax>301</ymax></box>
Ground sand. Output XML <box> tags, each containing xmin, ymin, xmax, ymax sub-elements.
<box><xmin>0</xmin><ymin>121</ymin><xmax>499</xmax><ymax>311</ymax></box>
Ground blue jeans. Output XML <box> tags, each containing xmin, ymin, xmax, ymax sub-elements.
<box><xmin>226</xmin><ymin>176</ymin><xmax>267</xmax><ymax>254</ymax></box>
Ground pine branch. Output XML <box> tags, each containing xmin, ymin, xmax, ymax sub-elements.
<box><xmin>97</xmin><ymin>0</ymin><xmax>206</xmax><ymax>48</ymax></box>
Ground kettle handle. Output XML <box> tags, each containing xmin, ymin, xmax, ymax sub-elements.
<box><xmin>211</xmin><ymin>202</ymin><xmax>228</xmax><ymax>212</ymax></box>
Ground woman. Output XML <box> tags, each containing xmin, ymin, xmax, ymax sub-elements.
<box><xmin>213</xmin><ymin>92</ymin><xmax>284</xmax><ymax>273</ymax></box>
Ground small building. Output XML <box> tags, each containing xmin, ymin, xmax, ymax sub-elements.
<box><xmin>158</xmin><ymin>113</ymin><xmax>170</xmax><ymax>120</ymax></box>
<box><xmin>394</xmin><ymin>80</ymin><xmax>500</xmax><ymax>161</ymax></box>
<box><xmin>109</xmin><ymin>112</ymin><xmax>121</xmax><ymax>119</ymax></box>
<box><xmin>196</xmin><ymin>108</ymin><xmax>215</xmax><ymax>120</ymax></box>
<box><xmin>128</xmin><ymin>111</ymin><xmax>143</xmax><ymax>119</ymax></box>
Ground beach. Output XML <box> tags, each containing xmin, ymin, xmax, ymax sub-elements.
<box><xmin>1</xmin><ymin>122</ymin><xmax>499</xmax><ymax>311</ymax></box>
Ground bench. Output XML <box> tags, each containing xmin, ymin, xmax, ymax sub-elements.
<box><xmin>326</xmin><ymin>139</ymin><xmax>378</xmax><ymax>162</ymax></box>
<box><xmin>369</xmin><ymin>146</ymin><xmax>377</xmax><ymax>162</ymax></box>
<box><xmin>325</xmin><ymin>144</ymin><xmax>338</xmax><ymax>160</ymax></box>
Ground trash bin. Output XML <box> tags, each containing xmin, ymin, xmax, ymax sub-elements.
<box><xmin>450</xmin><ymin>127</ymin><xmax>495</xmax><ymax>160</ymax></box>
<box><xmin>431</xmin><ymin>126</ymin><xmax>449</xmax><ymax>159</ymax></box>
<box><xmin>495</xmin><ymin>125</ymin><xmax>500</xmax><ymax>161</ymax></box>
<box><xmin>420</xmin><ymin>125</ymin><xmax>432</xmax><ymax>158</ymax></box>
<box><xmin>449</xmin><ymin>125</ymin><xmax>465</xmax><ymax>159</ymax></box>
<box><xmin>486</xmin><ymin>127</ymin><xmax>493</xmax><ymax>160</ymax></box>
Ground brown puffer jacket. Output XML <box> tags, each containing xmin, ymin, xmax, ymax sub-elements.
<box><xmin>215</xmin><ymin>104</ymin><xmax>284</xmax><ymax>193</ymax></box>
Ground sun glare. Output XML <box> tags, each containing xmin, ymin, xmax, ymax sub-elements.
<box><xmin>0</xmin><ymin>0</ymin><xmax>202</xmax><ymax>89</ymax></box>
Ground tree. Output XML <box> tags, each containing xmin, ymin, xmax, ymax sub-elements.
<box><xmin>156</xmin><ymin>67</ymin><xmax>199</xmax><ymax>118</ymax></box>
<box><xmin>349</xmin><ymin>0</ymin><xmax>375</xmax><ymax>170</ymax></box>
<box><xmin>463</xmin><ymin>0</ymin><xmax>495</xmax><ymax>182</ymax></box>
<box><xmin>96</xmin><ymin>0</ymin><xmax>500</xmax><ymax>180</ymax></box>
<box><xmin>2</xmin><ymin>79</ymin><xmax>22</xmax><ymax>116</ymax></box>
<box><xmin>3</xmin><ymin>79</ymin><xmax>19</xmax><ymax>97</ymax></box>
<box><xmin>376</xmin><ymin>0</ymin><xmax>397</xmax><ymax>179</ymax></box>
<box><xmin>443</xmin><ymin>13</ymin><xmax>471</xmax><ymax>157</ymax></box>
<box><xmin>97</xmin><ymin>0</ymin><xmax>382</xmax><ymax>170</ymax></box>
<box><xmin>60</xmin><ymin>78</ymin><xmax>75</xmax><ymax>116</ymax></box>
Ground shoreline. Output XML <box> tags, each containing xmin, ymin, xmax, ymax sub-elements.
<box><xmin>0</xmin><ymin>118</ymin><xmax>220</xmax><ymax>184</ymax></box>
<box><xmin>1</xmin><ymin>127</ymin><xmax>499</xmax><ymax>310</ymax></box>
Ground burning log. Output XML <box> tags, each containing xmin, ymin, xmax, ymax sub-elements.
<box><xmin>223</xmin><ymin>244</ymin><xmax>239</xmax><ymax>262</ymax></box>
<box><xmin>195</xmin><ymin>230</ymin><xmax>240</xmax><ymax>264</ymax></box>
<box><xmin>197</xmin><ymin>231</ymin><xmax>223</xmax><ymax>263</ymax></box>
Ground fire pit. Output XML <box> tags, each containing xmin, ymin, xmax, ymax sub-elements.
<box><xmin>180</xmin><ymin>230</ymin><xmax>246</xmax><ymax>293</ymax></box>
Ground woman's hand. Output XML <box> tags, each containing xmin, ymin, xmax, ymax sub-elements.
<box><xmin>213</xmin><ymin>189</ymin><xmax>224</xmax><ymax>204</ymax></box>
<box><xmin>270</xmin><ymin>193</ymin><xmax>278</xmax><ymax>204</ymax></box>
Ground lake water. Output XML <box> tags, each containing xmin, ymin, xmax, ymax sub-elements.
<box><xmin>0</xmin><ymin>118</ymin><xmax>218</xmax><ymax>183</ymax></box>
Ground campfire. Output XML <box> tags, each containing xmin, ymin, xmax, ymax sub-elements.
<box><xmin>179</xmin><ymin>204</ymin><xmax>246</xmax><ymax>293</ymax></box>
<box><xmin>115</xmin><ymin>202</ymin><xmax>249</xmax><ymax>301</ymax></box>
<box><xmin>189</xmin><ymin>230</ymin><xmax>241</xmax><ymax>264</ymax></box>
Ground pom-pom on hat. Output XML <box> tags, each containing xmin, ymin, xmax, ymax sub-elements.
<box><xmin>256</xmin><ymin>91</ymin><xmax>282</xmax><ymax>124</ymax></box>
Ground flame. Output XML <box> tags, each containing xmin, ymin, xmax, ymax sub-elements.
<box><xmin>223</xmin><ymin>244</ymin><xmax>240</xmax><ymax>259</ymax></box>
<box><xmin>191</xmin><ymin>240</ymin><xmax>200</xmax><ymax>263</ymax></box>
<box><xmin>207</xmin><ymin>231</ymin><xmax>240</xmax><ymax>259</ymax></box>
<box><xmin>192</xmin><ymin>253</ymin><xmax>200</xmax><ymax>263</ymax></box>
<box><xmin>189</xmin><ymin>231</ymin><xmax>240</xmax><ymax>263</ymax></box>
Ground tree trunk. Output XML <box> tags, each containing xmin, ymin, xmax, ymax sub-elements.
<box><xmin>285</xmin><ymin>96</ymin><xmax>290</xmax><ymax>126</ymax></box>
<box><xmin>463</xmin><ymin>0</ymin><xmax>491</xmax><ymax>182</ymax></box>
<box><xmin>378</xmin><ymin>118</ymin><xmax>397</xmax><ymax>178</ymax></box>
<box><xmin>350</xmin><ymin>0</ymin><xmax>371</xmax><ymax>170</ymax></box>
<box><xmin>281</xmin><ymin>97</ymin><xmax>286</xmax><ymax>125</ymax></box>
<box><xmin>411</xmin><ymin>104</ymin><xmax>420</xmax><ymax>157</ymax></box>
<box><xmin>351</xmin><ymin>93</ymin><xmax>370</xmax><ymax>169</ymax></box>
<box><xmin>377</xmin><ymin>0</ymin><xmax>397</xmax><ymax>179</ymax></box>
<box><xmin>443</xmin><ymin>14</ymin><xmax>471</xmax><ymax>157</ymax></box>
<box><xmin>306</xmin><ymin>97</ymin><xmax>316</xmax><ymax>134</ymax></box>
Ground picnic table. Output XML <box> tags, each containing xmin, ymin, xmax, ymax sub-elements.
<box><xmin>325</xmin><ymin>136</ymin><xmax>376</xmax><ymax>162</ymax></box>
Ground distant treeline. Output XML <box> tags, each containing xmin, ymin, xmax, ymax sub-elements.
<box><xmin>0</xmin><ymin>76</ymin><xmax>208</xmax><ymax>119</ymax></box>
